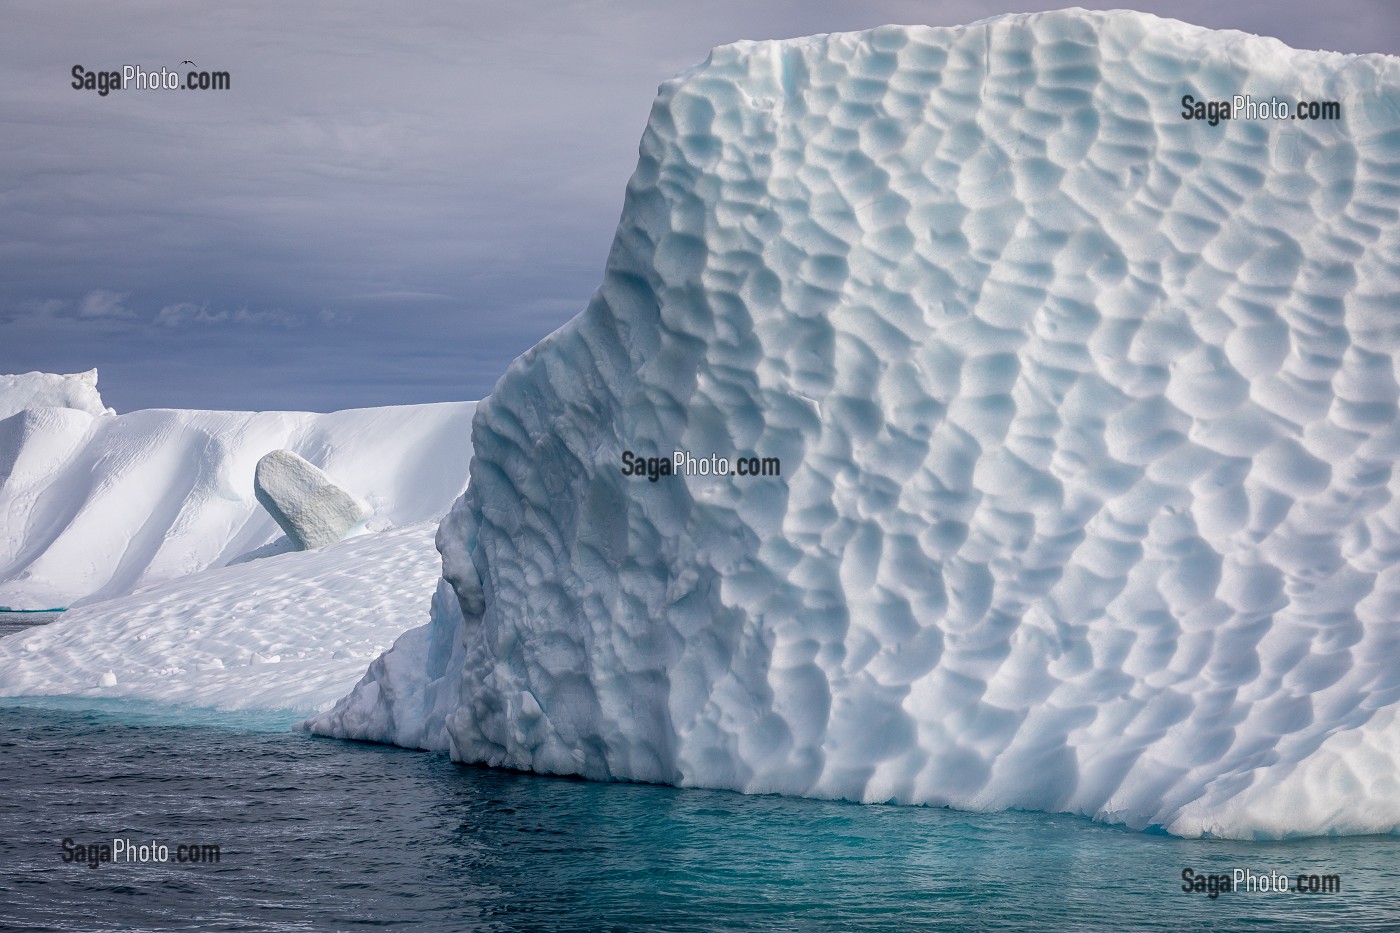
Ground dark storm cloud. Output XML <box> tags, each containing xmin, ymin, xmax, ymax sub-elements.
<box><xmin>2</xmin><ymin>1</ymin><xmax>1396</xmax><ymax>412</ymax></box>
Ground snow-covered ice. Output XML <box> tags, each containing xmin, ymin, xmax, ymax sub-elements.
<box><xmin>0</xmin><ymin>381</ymin><xmax>477</xmax><ymax>714</ymax></box>
<box><xmin>312</xmin><ymin>10</ymin><xmax>1400</xmax><ymax>839</ymax></box>
<box><xmin>0</xmin><ymin>372</ymin><xmax>476</xmax><ymax>609</ymax></box>
<box><xmin>0</xmin><ymin>370</ymin><xmax>112</xmax><ymax>421</ymax></box>
<box><xmin>0</xmin><ymin>521</ymin><xmax>443</xmax><ymax>716</ymax></box>
<box><xmin>254</xmin><ymin>449</ymin><xmax>372</xmax><ymax>550</ymax></box>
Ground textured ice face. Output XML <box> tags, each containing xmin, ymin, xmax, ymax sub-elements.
<box><xmin>313</xmin><ymin>10</ymin><xmax>1400</xmax><ymax>838</ymax></box>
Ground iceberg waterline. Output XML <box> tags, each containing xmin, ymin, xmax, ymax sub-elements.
<box><xmin>0</xmin><ymin>522</ymin><xmax>447</xmax><ymax>715</ymax></box>
<box><xmin>312</xmin><ymin>10</ymin><xmax>1400</xmax><ymax>839</ymax></box>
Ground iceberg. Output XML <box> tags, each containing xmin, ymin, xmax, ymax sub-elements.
<box><xmin>0</xmin><ymin>371</ymin><xmax>476</xmax><ymax>609</ymax></box>
<box><xmin>0</xmin><ymin>521</ymin><xmax>446</xmax><ymax>716</ymax></box>
<box><xmin>0</xmin><ymin>370</ymin><xmax>112</xmax><ymax>421</ymax></box>
<box><xmin>309</xmin><ymin>9</ymin><xmax>1400</xmax><ymax>839</ymax></box>
<box><xmin>0</xmin><ymin>382</ymin><xmax>477</xmax><ymax>715</ymax></box>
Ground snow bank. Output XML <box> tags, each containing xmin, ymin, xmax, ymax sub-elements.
<box><xmin>254</xmin><ymin>449</ymin><xmax>372</xmax><ymax>550</ymax></box>
<box><xmin>0</xmin><ymin>522</ymin><xmax>442</xmax><ymax>715</ymax></box>
<box><xmin>312</xmin><ymin>10</ymin><xmax>1400</xmax><ymax>839</ymax></box>
<box><xmin>0</xmin><ymin>383</ymin><xmax>476</xmax><ymax>609</ymax></box>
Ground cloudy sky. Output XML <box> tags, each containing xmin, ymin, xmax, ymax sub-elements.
<box><xmin>4</xmin><ymin>1</ymin><xmax>1397</xmax><ymax>412</ymax></box>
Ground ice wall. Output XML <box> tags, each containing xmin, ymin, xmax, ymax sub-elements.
<box><xmin>312</xmin><ymin>10</ymin><xmax>1400</xmax><ymax>838</ymax></box>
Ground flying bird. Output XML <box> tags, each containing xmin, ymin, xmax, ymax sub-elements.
<box><xmin>181</xmin><ymin>60</ymin><xmax>195</xmax><ymax>66</ymax></box>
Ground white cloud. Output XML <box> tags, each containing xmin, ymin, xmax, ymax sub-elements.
<box><xmin>78</xmin><ymin>289</ymin><xmax>133</xmax><ymax>319</ymax></box>
<box><xmin>154</xmin><ymin>301</ymin><xmax>302</xmax><ymax>328</ymax></box>
<box><xmin>4</xmin><ymin>297</ymin><xmax>69</xmax><ymax>320</ymax></box>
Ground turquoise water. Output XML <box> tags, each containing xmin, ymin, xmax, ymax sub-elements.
<box><xmin>0</xmin><ymin>609</ymin><xmax>63</xmax><ymax>638</ymax></box>
<box><xmin>2</xmin><ymin>702</ymin><xmax>1398</xmax><ymax>931</ymax></box>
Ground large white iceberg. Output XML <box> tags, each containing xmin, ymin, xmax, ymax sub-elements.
<box><xmin>0</xmin><ymin>372</ymin><xmax>476</xmax><ymax>609</ymax></box>
<box><xmin>311</xmin><ymin>10</ymin><xmax>1400</xmax><ymax>839</ymax></box>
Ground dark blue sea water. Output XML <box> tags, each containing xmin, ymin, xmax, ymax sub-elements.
<box><xmin>1</xmin><ymin>613</ymin><xmax>1398</xmax><ymax>931</ymax></box>
<box><xmin>0</xmin><ymin>608</ymin><xmax>63</xmax><ymax>638</ymax></box>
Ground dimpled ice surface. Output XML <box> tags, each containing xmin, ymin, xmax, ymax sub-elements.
<box><xmin>311</xmin><ymin>10</ymin><xmax>1400</xmax><ymax>839</ymax></box>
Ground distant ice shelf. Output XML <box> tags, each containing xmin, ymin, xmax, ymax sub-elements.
<box><xmin>311</xmin><ymin>10</ymin><xmax>1400</xmax><ymax>840</ymax></box>
<box><xmin>0</xmin><ymin>370</ymin><xmax>476</xmax><ymax>609</ymax></box>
